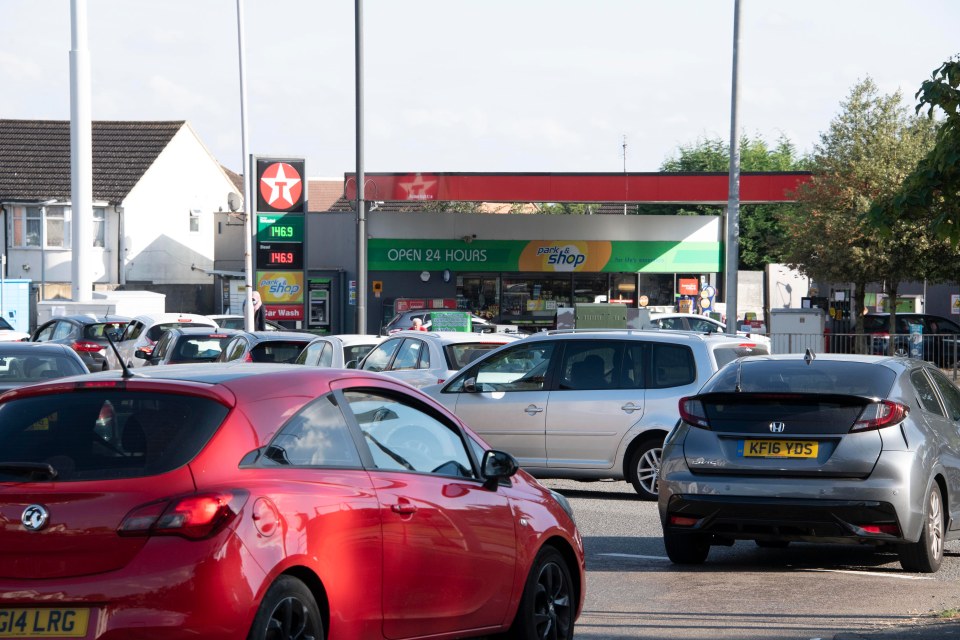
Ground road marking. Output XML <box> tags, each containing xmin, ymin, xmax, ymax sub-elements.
<box><xmin>802</xmin><ymin>568</ymin><xmax>933</xmax><ymax>580</ymax></box>
<box><xmin>598</xmin><ymin>552</ymin><xmax>670</xmax><ymax>561</ymax></box>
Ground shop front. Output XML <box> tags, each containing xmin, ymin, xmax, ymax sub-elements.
<box><xmin>366</xmin><ymin>233</ymin><xmax>722</xmax><ymax>331</ymax></box>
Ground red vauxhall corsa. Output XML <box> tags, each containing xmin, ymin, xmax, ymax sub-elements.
<box><xmin>0</xmin><ymin>363</ymin><xmax>584</xmax><ymax>640</ymax></box>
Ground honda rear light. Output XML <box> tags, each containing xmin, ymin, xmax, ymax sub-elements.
<box><xmin>71</xmin><ymin>340</ymin><xmax>103</xmax><ymax>353</ymax></box>
<box><xmin>851</xmin><ymin>400</ymin><xmax>908</xmax><ymax>432</ymax></box>
<box><xmin>119</xmin><ymin>490</ymin><xmax>249</xmax><ymax>540</ymax></box>
<box><xmin>678</xmin><ymin>397</ymin><xmax>710</xmax><ymax>429</ymax></box>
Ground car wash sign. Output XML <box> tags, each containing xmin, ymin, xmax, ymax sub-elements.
<box><xmin>254</xmin><ymin>157</ymin><xmax>306</xmax><ymax>321</ymax></box>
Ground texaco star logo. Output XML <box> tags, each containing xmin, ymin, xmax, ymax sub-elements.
<box><xmin>259</xmin><ymin>162</ymin><xmax>303</xmax><ymax>210</ymax></box>
<box><xmin>394</xmin><ymin>173</ymin><xmax>439</xmax><ymax>201</ymax></box>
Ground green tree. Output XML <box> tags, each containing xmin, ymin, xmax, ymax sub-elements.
<box><xmin>871</xmin><ymin>57</ymin><xmax>960</xmax><ymax>243</ymax></box>
<box><xmin>780</xmin><ymin>78</ymin><xmax>938</xmax><ymax>343</ymax></box>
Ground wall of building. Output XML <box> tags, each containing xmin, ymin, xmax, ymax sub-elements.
<box><xmin>122</xmin><ymin>125</ymin><xmax>238</xmax><ymax>286</ymax></box>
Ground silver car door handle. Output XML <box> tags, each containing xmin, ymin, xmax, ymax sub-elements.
<box><xmin>621</xmin><ymin>402</ymin><xmax>642</xmax><ymax>414</ymax></box>
<box><xmin>525</xmin><ymin>404</ymin><xmax>544</xmax><ymax>415</ymax></box>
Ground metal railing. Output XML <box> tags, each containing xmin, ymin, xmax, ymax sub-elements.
<box><xmin>771</xmin><ymin>332</ymin><xmax>960</xmax><ymax>380</ymax></box>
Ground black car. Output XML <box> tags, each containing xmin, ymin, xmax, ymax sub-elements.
<box><xmin>32</xmin><ymin>315</ymin><xmax>130</xmax><ymax>372</ymax></box>
<box><xmin>0</xmin><ymin>342</ymin><xmax>88</xmax><ymax>391</ymax></box>
<box><xmin>136</xmin><ymin>327</ymin><xmax>241</xmax><ymax>366</ymax></box>
<box><xmin>215</xmin><ymin>331</ymin><xmax>317</xmax><ymax>364</ymax></box>
<box><xmin>864</xmin><ymin>313</ymin><xmax>960</xmax><ymax>366</ymax></box>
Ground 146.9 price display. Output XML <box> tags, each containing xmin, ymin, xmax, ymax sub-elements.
<box><xmin>257</xmin><ymin>243</ymin><xmax>304</xmax><ymax>270</ymax></box>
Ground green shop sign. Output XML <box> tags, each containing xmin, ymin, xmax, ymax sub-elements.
<box><xmin>367</xmin><ymin>239</ymin><xmax>721</xmax><ymax>273</ymax></box>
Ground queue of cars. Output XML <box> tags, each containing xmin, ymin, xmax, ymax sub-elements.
<box><xmin>3</xmin><ymin>307</ymin><xmax>959</xmax><ymax>638</ymax></box>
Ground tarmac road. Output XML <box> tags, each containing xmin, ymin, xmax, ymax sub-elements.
<box><xmin>541</xmin><ymin>478</ymin><xmax>960</xmax><ymax>640</ymax></box>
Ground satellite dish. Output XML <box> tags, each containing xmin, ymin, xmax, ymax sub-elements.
<box><xmin>227</xmin><ymin>192</ymin><xmax>242</xmax><ymax>212</ymax></box>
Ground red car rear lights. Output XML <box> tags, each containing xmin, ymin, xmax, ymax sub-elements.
<box><xmin>851</xmin><ymin>400</ymin><xmax>908</xmax><ymax>432</ymax></box>
<box><xmin>858</xmin><ymin>523</ymin><xmax>900</xmax><ymax>536</ymax></box>
<box><xmin>71</xmin><ymin>340</ymin><xmax>103</xmax><ymax>353</ymax></box>
<box><xmin>119</xmin><ymin>490</ymin><xmax>249</xmax><ymax>540</ymax></box>
<box><xmin>678</xmin><ymin>397</ymin><xmax>710</xmax><ymax>429</ymax></box>
<box><xmin>669</xmin><ymin>515</ymin><xmax>700</xmax><ymax>527</ymax></box>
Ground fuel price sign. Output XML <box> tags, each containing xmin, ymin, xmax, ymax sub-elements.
<box><xmin>257</xmin><ymin>243</ymin><xmax>304</xmax><ymax>270</ymax></box>
<box><xmin>257</xmin><ymin>214</ymin><xmax>304</xmax><ymax>243</ymax></box>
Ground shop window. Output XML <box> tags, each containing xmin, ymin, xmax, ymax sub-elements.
<box><xmin>457</xmin><ymin>277</ymin><xmax>500</xmax><ymax>321</ymax></box>
<box><xmin>638</xmin><ymin>274</ymin><xmax>675</xmax><ymax>307</ymax></box>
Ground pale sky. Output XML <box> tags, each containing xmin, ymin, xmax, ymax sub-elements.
<box><xmin>2</xmin><ymin>1</ymin><xmax>958</xmax><ymax>177</ymax></box>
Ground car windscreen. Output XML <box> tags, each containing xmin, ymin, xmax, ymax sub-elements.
<box><xmin>712</xmin><ymin>343</ymin><xmax>769</xmax><ymax>368</ymax></box>
<box><xmin>83</xmin><ymin>321</ymin><xmax>128</xmax><ymax>340</ymax></box>
<box><xmin>146</xmin><ymin>322</ymin><xmax>214</xmax><ymax>341</ymax></box>
<box><xmin>701</xmin><ymin>359</ymin><xmax>897</xmax><ymax>397</ymax></box>
<box><xmin>0</xmin><ymin>352</ymin><xmax>87</xmax><ymax>384</ymax></box>
<box><xmin>251</xmin><ymin>340</ymin><xmax>312</xmax><ymax>363</ymax></box>
<box><xmin>444</xmin><ymin>343</ymin><xmax>509</xmax><ymax>371</ymax></box>
<box><xmin>172</xmin><ymin>336</ymin><xmax>234</xmax><ymax>362</ymax></box>
<box><xmin>0</xmin><ymin>391</ymin><xmax>229</xmax><ymax>482</ymax></box>
<box><xmin>344</xmin><ymin>344</ymin><xmax>376</xmax><ymax>365</ymax></box>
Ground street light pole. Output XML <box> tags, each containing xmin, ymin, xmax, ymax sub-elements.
<box><xmin>724</xmin><ymin>0</ymin><xmax>742</xmax><ymax>333</ymax></box>
<box><xmin>355</xmin><ymin>0</ymin><xmax>368</xmax><ymax>333</ymax></box>
<box><xmin>236</xmin><ymin>0</ymin><xmax>255</xmax><ymax>332</ymax></box>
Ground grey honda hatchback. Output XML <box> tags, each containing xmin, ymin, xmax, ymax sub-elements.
<box><xmin>659</xmin><ymin>352</ymin><xmax>960</xmax><ymax>573</ymax></box>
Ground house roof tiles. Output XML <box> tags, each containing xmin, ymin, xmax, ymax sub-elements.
<box><xmin>0</xmin><ymin>119</ymin><xmax>185</xmax><ymax>204</ymax></box>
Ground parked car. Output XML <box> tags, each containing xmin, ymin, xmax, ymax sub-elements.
<box><xmin>0</xmin><ymin>316</ymin><xmax>30</xmax><ymax>342</ymax></box>
<box><xmin>422</xmin><ymin>329</ymin><xmax>768</xmax><ymax>498</ymax></box>
<box><xmin>116</xmin><ymin>313</ymin><xmax>219</xmax><ymax>368</ymax></box>
<box><xmin>382</xmin><ymin>309</ymin><xmax>498</xmax><ymax>335</ymax></box>
<box><xmin>295</xmin><ymin>333</ymin><xmax>385</xmax><ymax>369</ymax></box>
<box><xmin>864</xmin><ymin>313</ymin><xmax>960</xmax><ymax>366</ymax></box>
<box><xmin>32</xmin><ymin>314</ymin><xmax>129</xmax><ymax>372</ymax></box>
<box><xmin>646</xmin><ymin>312</ymin><xmax>771</xmax><ymax>350</ymax></box>
<box><xmin>360</xmin><ymin>330</ymin><xmax>522</xmax><ymax>388</ymax></box>
<box><xmin>215</xmin><ymin>331</ymin><xmax>317</xmax><ymax>364</ymax></box>
<box><xmin>136</xmin><ymin>327</ymin><xmax>241</xmax><ymax>366</ymax></box>
<box><xmin>204</xmin><ymin>314</ymin><xmax>283</xmax><ymax>331</ymax></box>
<box><xmin>0</xmin><ymin>363</ymin><xmax>584</xmax><ymax>639</ymax></box>
<box><xmin>659</xmin><ymin>352</ymin><xmax>960</xmax><ymax>573</ymax></box>
<box><xmin>0</xmin><ymin>341</ymin><xmax>87</xmax><ymax>390</ymax></box>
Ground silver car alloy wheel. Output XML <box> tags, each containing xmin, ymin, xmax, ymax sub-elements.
<box><xmin>636</xmin><ymin>446</ymin><xmax>662</xmax><ymax>495</ymax></box>
<box><xmin>927</xmin><ymin>487</ymin><xmax>944</xmax><ymax>561</ymax></box>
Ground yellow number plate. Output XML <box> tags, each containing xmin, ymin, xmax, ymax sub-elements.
<box><xmin>740</xmin><ymin>439</ymin><xmax>818</xmax><ymax>458</ymax></box>
<box><xmin>0</xmin><ymin>609</ymin><xmax>89</xmax><ymax>638</ymax></box>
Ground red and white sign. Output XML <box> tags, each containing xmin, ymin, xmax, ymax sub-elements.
<box><xmin>394</xmin><ymin>298</ymin><xmax>457</xmax><ymax>312</ymax></box>
<box><xmin>394</xmin><ymin>173</ymin><xmax>439</xmax><ymax>201</ymax></box>
<box><xmin>259</xmin><ymin>163</ymin><xmax>303</xmax><ymax>210</ymax></box>
<box><xmin>264</xmin><ymin>304</ymin><xmax>303</xmax><ymax>321</ymax></box>
<box><xmin>678</xmin><ymin>279</ymin><xmax>699</xmax><ymax>296</ymax></box>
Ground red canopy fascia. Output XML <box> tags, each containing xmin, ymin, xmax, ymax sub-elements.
<box><xmin>342</xmin><ymin>171</ymin><xmax>810</xmax><ymax>204</ymax></box>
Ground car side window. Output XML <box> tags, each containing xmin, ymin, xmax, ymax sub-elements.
<box><xmin>620</xmin><ymin>342</ymin><xmax>647</xmax><ymax>389</ymax></box>
<box><xmin>391</xmin><ymin>339</ymin><xmax>424</xmax><ymax>371</ymax></box>
<box><xmin>224</xmin><ymin>337</ymin><xmax>247</xmax><ymax>362</ymax></box>
<box><xmin>318</xmin><ymin>342</ymin><xmax>334</xmax><ymax>368</ymax></box>
<box><xmin>296</xmin><ymin>342</ymin><xmax>322</xmax><ymax>366</ymax></box>
<box><xmin>689</xmin><ymin>318</ymin><xmax>719</xmax><ymax>333</ymax></box>
<box><xmin>650</xmin><ymin>343</ymin><xmax>696</xmax><ymax>389</ymax></box>
<box><xmin>462</xmin><ymin>342</ymin><xmax>555</xmax><ymax>392</ymax></box>
<box><xmin>928</xmin><ymin>370</ymin><xmax>960</xmax><ymax>420</ymax></box>
<box><xmin>34</xmin><ymin>322</ymin><xmax>56</xmax><ymax>342</ymax></box>
<box><xmin>362</xmin><ymin>339</ymin><xmax>402</xmax><ymax>372</ymax></box>
<box><xmin>911</xmin><ymin>370</ymin><xmax>945</xmax><ymax>417</ymax></box>
<box><xmin>52</xmin><ymin>321</ymin><xmax>75</xmax><ymax>340</ymax></box>
<box><xmin>344</xmin><ymin>390</ymin><xmax>475</xmax><ymax>478</ymax></box>
<box><xmin>153</xmin><ymin>333</ymin><xmax>173</xmax><ymax>360</ymax></box>
<box><xmin>418</xmin><ymin>344</ymin><xmax>431</xmax><ymax>369</ymax></box>
<box><xmin>558</xmin><ymin>341</ymin><xmax>620</xmax><ymax>390</ymax></box>
<box><xmin>123</xmin><ymin>321</ymin><xmax>143</xmax><ymax>341</ymax></box>
<box><xmin>263</xmin><ymin>394</ymin><xmax>361</xmax><ymax>468</ymax></box>
<box><xmin>658</xmin><ymin>317</ymin><xmax>684</xmax><ymax>330</ymax></box>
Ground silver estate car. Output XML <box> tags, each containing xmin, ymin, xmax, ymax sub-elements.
<box><xmin>659</xmin><ymin>352</ymin><xmax>960</xmax><ymax>573</ymax></box>
<box><xmin>424</xmin><ymin>329</ymin><xmax>767</xmax><ymax>498</ymax></box>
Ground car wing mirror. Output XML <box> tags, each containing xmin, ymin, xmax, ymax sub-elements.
<box><xmin>345</xmin><ymin>359</ymin><xmax>358</xmax><ymax>369</ymax></box>
<box><xmin>134</xmin><ymin>349</ymin><xmax>148</xmax><ymax>359</ymax></box>
<box><xmin>463</xmin><ymin>376</ymin><xmax>478</xmax><ymax>393</ymax></box>
<box><xmin>482</xmin><ymin>450</ymin><xmax>519</xmax><ymax>486</ymax></box>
